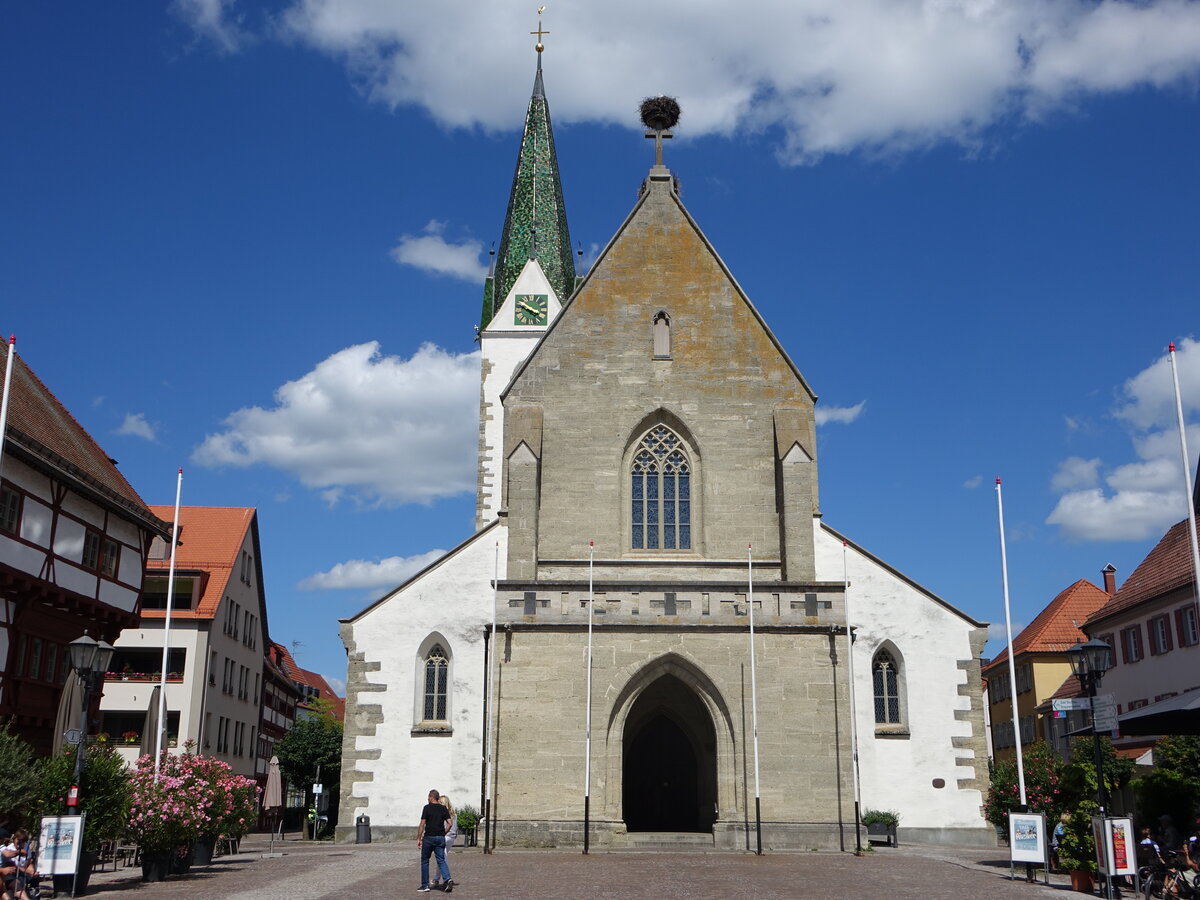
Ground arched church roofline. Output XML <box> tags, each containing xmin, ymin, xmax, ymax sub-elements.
<box><xmin>622</xmin><ymin>408</ymin><xmax>702</xmax><ymax>461</ymax></box>
<box><xmin>605</xmin><ymin>651</ymin><xmax>734</xmax><ymax>739</ymax></box>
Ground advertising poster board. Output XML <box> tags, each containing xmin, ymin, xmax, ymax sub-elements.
<box><xmin>1009</xmin><ymin>813</ymin><xmax>1048</xmax><ymax>865</ymax></box>
<box><xmin>1093</xmin><ymin>816</ymin><xmax>1111</xmax><ymax>876</ymax></box>
<box><xmin>36</xmin><ymin>815</ymin><xmax>84</xmax><ymax>877</ymax></box>
<box><xmin>1105</xmin><ymin>817</ymin><xmax>1136</xmax><ymax>877</ymax></box>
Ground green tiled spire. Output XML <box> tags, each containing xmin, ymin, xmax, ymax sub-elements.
<box><xmin>480</xmin><ymin>54</ymin><xmax>576</xmax><ymax>329</ymax></box>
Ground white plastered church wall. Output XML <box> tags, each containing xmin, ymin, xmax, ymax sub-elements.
<box><xmin>477</xmin><ymin>259</ymin><xmax>561</xmax><ymax>525</ymax></box>
<box><xmin>343</xmin><ymin>525</ymin><xmax>506</xmax><ymax>827</ymax></box>
<box><xmin>814</xmin><ymin>523</ymin><xmax>985</xmax><ymax>830</ymax></box>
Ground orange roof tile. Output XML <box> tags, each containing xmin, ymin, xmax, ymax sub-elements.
<box><xmin>0</xmin><ymin>341</ymin><xmax>166</xmax><ymax>536</ymax></box>
<box><xmin>143</xmin><ymin>506</ymin><xmax>255</xmax><ymax>620</ymax></box>
<box><xmin>271</xmin><ymin>643</ymin><xmax>344</xmax><ymax>720</ymax></box>
<box><xmin>1085</xmin><ymin>514</ymin><xmax>1200</xmax><ymax>629</ymax></box>
<box><xmin>984</xmin><ymin>579</ymin><xmax>1111</xmax><ymax>673</ymax></box>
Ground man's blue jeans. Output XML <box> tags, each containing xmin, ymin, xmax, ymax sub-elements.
<box><xmin>420</xmin><ymin>835</ymin><xmax>450</xmax><ymax>886</ymax></box>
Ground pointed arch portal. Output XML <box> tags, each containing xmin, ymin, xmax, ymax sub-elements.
<box><xmin>621</xmin><ymin>674</ymin><xmax>717</xmax><ymax>833</ymax></box>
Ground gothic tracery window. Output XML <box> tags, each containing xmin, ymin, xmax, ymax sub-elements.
<box><xmin>423</xmin><ymin>644</ymin><xmax>449</xmax><ymax>721</ymax></box>
<box><xmin>873</xmin><ymin>649</ymin><xmax>901</xmax><ymax>725</ymax></box>
<box><xmin>631</xmin><ymin>425</ymin><xmax>691</xmax><ymax>550</ymax></box>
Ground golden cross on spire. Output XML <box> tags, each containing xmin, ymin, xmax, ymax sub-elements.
<box><xmin>531</xmin><ymin>7</ymin><xmax>548</xmax><ymax>52</ymax></box>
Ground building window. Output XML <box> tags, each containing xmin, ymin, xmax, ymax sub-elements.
<box><xmin>142</xmin><ymin>576</ymin><xmax>196</xmax><ymax>610</ymax></box>
<box><xmin>0</xmin><ymin>486</ymin><xmax>20</xmax><ymax>534</ymax></box>
<box><xmin>873</xmin><ymin>649</ymin><xmax>902</xmax><ymax>725</ymax></box>
<box><xmin>1121</xmin><ymin>625</ymin><xmax>1144</xmax><ymax>664</ymax></box>
<box><xmin>652</xmin><ymin>311</ymin><xmax>671</xmax><ymax>358</ymax></box>
<box><xmin>1019</xmin><ymin>714</ymin><xmax>1035</xmax><ymax>744</ymax></box>
<box><xmin>1016</xmin><ymin>663</ymin><xmax>1032</xmax><ymax>694</ymax></box>
<box><xmin>100</xmin><ymin>538</ymin><xmax>119</xmax><ymax>577</ymax></box>
<box><xmin>81</xmin><ymin>531</ymin><xmax>101</xmax><ymax>570</ymax></box>
<box><xmin>1149</xmin><ymin>615</ymin><xmax>1173</xmax><ymax>656</ymax></box>
<box><xmin>1098</xmin><ymin>634</ymin><xmax>1117</xmax><ymax>667</ymax></box>
<box><xmin>1177</xmin><ymin>606</ymin><xmax>1199</xmax><ymax>647</ymax></box>
<box><xmin>423</xmin><ymin>644</ymin><xmax>449</xmax><ymax>722</ymax></box>
<box><xmin>631</xmin><ymin>425</ymin><xmax>691</xmax><ymax>550</ymax></box>
<box><xmin>990</xmin><ymin>672</ymin><xmax>1011</xmax><ymax>702</ymax></box>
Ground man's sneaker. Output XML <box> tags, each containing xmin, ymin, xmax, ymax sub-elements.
<box><xmin>444</xmin><ymin>880</ymin><xmax>454</xmax><ymax>893</ymax></box>
<box><xmin>418</xmin><ymin>886</ymin><xmax>431</xmax><ymax>893</ymax></box>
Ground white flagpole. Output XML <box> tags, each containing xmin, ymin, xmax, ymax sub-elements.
<box><xmin>583</xmin><ymin>540</ymin><xmax>594</xmax><ymax>855</ymax></box>
<box><xmin>154</xmin><ymin>468</ymin><xmax>183</xmax><ymax>778</ymax></box>
<box><xmin>843</xmin><ymin>540</ymin><xmax>863</xmax><ymax>854</ymax></box>
<box><xmin>484</xmin><ymin>541</ymin><xmax>499</xmax><ymax>854</ymax></box>
<box><xmin>1168</xmin><ymin>343</ymin><xmax>1200</xmax><ymax>620</ymax></box>
<box><xmin>0</xmin><ymin>336</ymin><xmax>15</xmax><ymax>484</ymax></box>
<box><xmin>748</xmin><ymin>544</ymin><xmax>763</xmax><ymax>855</ymax></box>
<box><xmin>995</xmin><ymin>478</ymin><xmax>1027</xmax><ymax>807</ymax></box>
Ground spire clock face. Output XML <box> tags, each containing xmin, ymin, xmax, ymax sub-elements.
<box><xmin>514</xmin><ymin>294</ymin><xmax>548</xmax><ymax>326</ymax></box>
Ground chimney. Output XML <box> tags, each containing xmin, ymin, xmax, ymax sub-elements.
<box><xmin>1102</xmin><ymin>564</ymin><xmax>1117</xmax><ymax>596</ymax></box>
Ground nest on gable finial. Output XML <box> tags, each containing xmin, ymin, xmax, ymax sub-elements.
<box><xmin>639</xmin><ymin>96</ymin><xmax>681</xmax><ymax>132</ymax></box>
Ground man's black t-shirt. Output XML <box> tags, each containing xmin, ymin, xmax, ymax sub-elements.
<box><xmin>422</xmin><ymin>803</ymin><xmax>450</xmax><ymax>837</ymax></box>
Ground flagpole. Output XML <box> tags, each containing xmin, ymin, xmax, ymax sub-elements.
<box><xmin>843</xmin><ymin>540</ymin><xmax>863</xmax><ymax>855</ymax></box>
<box><xmin>583</xmin><ymin>540</ymin><xmax>594</xmax><ymax>855</ymax></box>
<box><xmin>0</xmin><ymin>336</ymin><xmax>15</xmax><ymax>484</ymax></box>
<box><xmin>995</xmin><ymin>478</ymin><xmax>1027</xmax><ymax>807</ymax></box>
<box><xmin>484</xmin><ymin>541</ymin><xmax>499</xmax><ymax>854</ymax></box>
<box><xmin>748</xmin><ymin>544</ymin><xmax>763</xmax><ymax>855</ymax></box>
<box><xmin>154</xmin><ymin>468</ymin><xmax>183</xmax><ymax>778</ymax></box>
<box><xmin>1168</xmin><ymin>343</ymin><xmax>1200</xmax><ymax>621</ymax></box>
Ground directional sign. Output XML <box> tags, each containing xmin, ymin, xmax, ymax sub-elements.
<box><xmin>63</xmin><ymin>728</ymin><xmax>83</xmax><ymax>746</ymax></box>
<box><xmin>1053</xmin><ymin>698</ymin><xmax>1092</xmax><ymax>711</ymax></box>
<box><xmin>1093</xmin><ymin>694</ymin><xmax>1119</xmax><ymax>734</ymax></box>
<box><xmin>312</xmin><ymin>783</ymin><xmax>323</xmax><ymax>795</ymax></box>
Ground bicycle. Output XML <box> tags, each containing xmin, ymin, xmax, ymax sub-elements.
<box><xmin>1143</xmin><ymin>850</ymin><xmax>1199</xmax><ymax>899</ymax></box>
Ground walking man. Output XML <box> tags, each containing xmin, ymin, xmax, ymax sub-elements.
<box><xmin>417</xmin><ymin>788</ymin><xmax>453</xmax><ymax>893</ymax></box>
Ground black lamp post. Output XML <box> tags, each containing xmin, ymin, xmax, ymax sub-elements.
<box><xmin>1066</xmin><ymin>638</ymin><xmax>1114</xmax><ymax>897</ymax></box>
<box><xmin>67</xmin><ymin>634</ymin><xmax>114</xmax><ymax>808</ymax></box>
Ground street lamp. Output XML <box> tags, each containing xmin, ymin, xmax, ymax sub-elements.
<box><xmin>1066</xmin><ymin>638</ymin><xmax>1114</xmax><ymax>896</ymax></box>
<box><xmin>67</xmin><ymin>634</ymin><xmax>114</xmax><ymax>809</ymax></box>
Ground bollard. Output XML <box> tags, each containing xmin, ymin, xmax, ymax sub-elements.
<box><xmin>356</xmin><ymin>814</ymin><xmax>371</xmax><ymax>844</ymax></box>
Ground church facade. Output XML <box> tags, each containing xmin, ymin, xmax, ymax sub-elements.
<box><xmin>337</xmin><ymin>54</ymin><xmax>992</xmax><ymax>849</ymax></box>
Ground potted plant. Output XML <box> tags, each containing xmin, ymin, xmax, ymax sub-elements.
<box><xmin>1058</xmin><ymin>802</ymin><xmax>1098</xmax><ymax>893</ymax></box>
<box><xmin>862</xmin><ymin>809</ymin><xmax>900</xmax><ymax>846</ymax></box>
<box><xmin>38</xmin><ymin>742</ymin><xmax>132</xmax><ymax>895</ymax></box>
<box><xmin>188</xmin><ymin>754</ymin><xmax>259</xmax><ymax>865</ymax></box>
<box><xmin>126</xmin><ymin>750</ymin><xmax>214</xmax><ymax>881</ymax></box>
<box><xmin>122</xmin><ymin>731</ymin><xmax>138</xmax><ymax>744</ymax></box>
<box><xmin>457</xmin><ymin>804</ymin><xmax>480</xmax><ymax>847</ymax></box>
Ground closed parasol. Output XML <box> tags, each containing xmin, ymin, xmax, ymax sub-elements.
<box><xmin>265</xmin><ymin>755</ymin><xmax>283</xmax><ymax>853</ymax></box>
<box><xmin>140</xmin><ymin>685</ymin><xmax>161</xmax><ymax>759</ymax></box>
<box><xmin>52</xmin><ymin>673</ymin><xmax>84</xmax><ymax>758</ymax></box>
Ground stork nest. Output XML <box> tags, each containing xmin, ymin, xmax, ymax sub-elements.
<box><xmin>639</xmin><ymin>96</ymin><xmax>681</xmax><ymax>132</ymax></box>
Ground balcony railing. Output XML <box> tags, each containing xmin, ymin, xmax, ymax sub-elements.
<box><xmin>104</xmin><ymin>672</ymin><xmax>185</xmax><ymax>683</ymax></box>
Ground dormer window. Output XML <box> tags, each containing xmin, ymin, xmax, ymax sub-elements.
<box><xmin>653</xmin><ymin>311</ymin><xmax>671</xmax><ymax>358</ymax></box>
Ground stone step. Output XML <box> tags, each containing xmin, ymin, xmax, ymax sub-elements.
<box><xmin>624</xmin><ymin>832</ymin><xmax>715</xmax><ymax>850</ymax></box>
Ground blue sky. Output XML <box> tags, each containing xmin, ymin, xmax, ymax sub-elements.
<box><xmin>3</xmin><ymin>2</ymin><xmax>1200</xmax><ymax>689</ymax></box>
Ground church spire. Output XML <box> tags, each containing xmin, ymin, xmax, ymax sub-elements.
<box><xmin>480</xmin><ymin>23</ymin><xmax>576</xmax><ymax>330</ymax></box>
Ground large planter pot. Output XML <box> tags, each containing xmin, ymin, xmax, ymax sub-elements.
<box><xmin>52</xmin><ymin>848</ymin><xmax>97</xmax><ymax>896</ymax></box>
<box><xmin>170</xmin><ymin>845</ymin><xmax>195</xmax><ymax>876</ymax></box>
<box><xmin>1069</xmin><ymin>870</ymin><xmax>1094</xmax><ymax>893</ymax></box>
<box><xmin>141</xmin><ymin>850</ymin><xmax>172</xmax><ymax>883</ymax></box>
<box><xmin>193</xmin><ymin>834</ymin><xmax>217</xmax><ymax>866</ymax></box>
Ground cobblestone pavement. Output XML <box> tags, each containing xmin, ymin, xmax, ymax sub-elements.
<box><xmin>77</xmin><ymin>835</ymin><xmax>1078</xmax><ymax>899</ymax></box>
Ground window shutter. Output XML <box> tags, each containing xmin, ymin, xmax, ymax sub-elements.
<box><xmin>1165</xmin><ymin>616</ymin><xmax>1174</xmax><ymax>652</ymax></box>
<box><xmin>1121</xmin><ymin>629</ymin><xmax>1130</xmax><ymax>664</ymax></box>
<box><xmin>1177</xmin><ymin>608</ymin><xmax>1187</xmax><ymax>645</ymax></box>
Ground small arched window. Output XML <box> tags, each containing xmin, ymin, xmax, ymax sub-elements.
<box><xmin>423</xmin><ymin>644</ymin><xmax>449</xmax><ymax>722</ymax></box>
<box><xmin>632</xmin><ymin>425</ymin><xmax>691</xmax><ymax>550</ymax></box>
<box><xmin>872</xmin><ymin>649</ymin><xmax>901</xmax><ymax>725</ymax></box>
<box><xmin>653</xmin><ymin>311</ymin><xmax>671</xmax><ymax>358</ymax></box>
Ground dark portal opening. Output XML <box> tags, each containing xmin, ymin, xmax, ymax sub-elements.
<box><xmin>622</xmin><ymin>674</ymin><xmax>717</xmax><ymax>833</ymax></box>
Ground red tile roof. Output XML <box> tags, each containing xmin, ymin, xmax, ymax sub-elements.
<box><xmin>1085</xmin><ymin>514</ymin><xmax>1200</xmax><ymax>629</ymax></box>
<box><xmin>271</xmin><ymin>642</ymin><xmax>344</xmax><ymax>721</ymax></box>
<box><xmin>144</xmin><ymin>506</ymin><xmax>255</xmax><ymax>621</ymax></box>
<box><xmin>0</xmin><ymin>341</ymin><xmax>166</xmax><ymax>535</ymax></box>
<box><xmin>984</xmin><ymin>579</ymin><xmax>1112</xmax><ymax>673</ymax></box>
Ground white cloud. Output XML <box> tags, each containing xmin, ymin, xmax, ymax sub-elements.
<box><xmin>173</xmin><ymin>0</ymin><xmax>250</xmax><ymax>53</ymax></box>
<box><xmin>987</xmin><ymin>621</ymin><xmax>1023</xmax><ymax>645</ymax></box>
<box><xmin>325</xmin><ymin>675</ymin><xmax>346</xmax><ymax>695</ymax></box>
<box><xmin>116</xmin><ymin>413</ymin><xmax>157</xmax><ymax>442</ymax></box>
<box><xmin>1050</xmin><ymin>456</ymin><xmax>1100</xmax><ymax>493</ymax></box>
<box><xmin>815</xmin><ymin>401</ymin><xmax>865</xmax><ymax>426</ymax></box>
<box><xmin>193</xmin><ymin>341</ymin><xmax>480</xmax><ymax>505</ymax></box>
<box><xmin>157</xmin><ymin>0</ymin><xmax>1200</xmax><ymax>162</ymax></box>
<box><xmin>963</xmin><ymin>475</ymin><xmax>983</xmax><ymax>489</ymax></box>
<box><xmin>391</xmin><ymin>220</ymin><xmax>488</xmax><ymax>282</ymax></box>
<box><xmin>299</xmin><ymin>549</ymin><xmax>446</xmax><ymax>589</ymax></box>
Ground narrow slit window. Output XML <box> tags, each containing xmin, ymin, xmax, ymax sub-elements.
<box><xmin>653</xmin><ymin>311</ymin><xmax>671</xmax><ymax>358</ymax></box>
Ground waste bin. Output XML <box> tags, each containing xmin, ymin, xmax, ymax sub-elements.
<box><xmin>356</xmin><ymin>814</ymin><xmax>371</xmax><ymax>844</ymax></box>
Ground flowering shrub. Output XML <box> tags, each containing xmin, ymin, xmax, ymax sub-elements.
<box><xmin>983</xmin><ymin>741</ymin><xmax>1066</xmax><ymax>828</ymax></box>
<box><xmin>127</xmin><ymin>749</ymin><xmax>261</xmax><ymax>850</ymax></box>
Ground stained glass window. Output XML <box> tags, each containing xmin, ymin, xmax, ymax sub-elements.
<box><xmin>873</xmin><ymin>650</ymin><xmax>901</xmax><ymax>724</ymax></box>
<box><xmin>423</xmin><ymin>644</ymin><xmax>449</xmax><ymax>721</ymax></box>
<box><xmin>631</xmin><ymin>425</ymin><xmax>691</xmax><ymax>550</ymax></box>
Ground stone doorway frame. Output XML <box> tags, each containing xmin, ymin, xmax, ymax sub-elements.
<box><xmin>602</xmin><ymin>653</ymin><xmax>738</xmax><ymax>828</ymax></box>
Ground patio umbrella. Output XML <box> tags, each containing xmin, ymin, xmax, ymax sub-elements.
<box><xmin>1118</xmin><ymin>690</ymin><xmax>1200</xmax><ymax>736</ymax></box>
<box><xmin>265</xmin><ymin>755</ymin><xmax>283</xmax><ymax>854</ymax></box>
<box><xmin>52</xmin><ymin>673</ymin><xmax>84</xmax><ymax>758</ymax></box>
<box><xmin>140</xmin><ymin>685</ymin><xmax>161</xmax><ymax>758</ymax></box>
